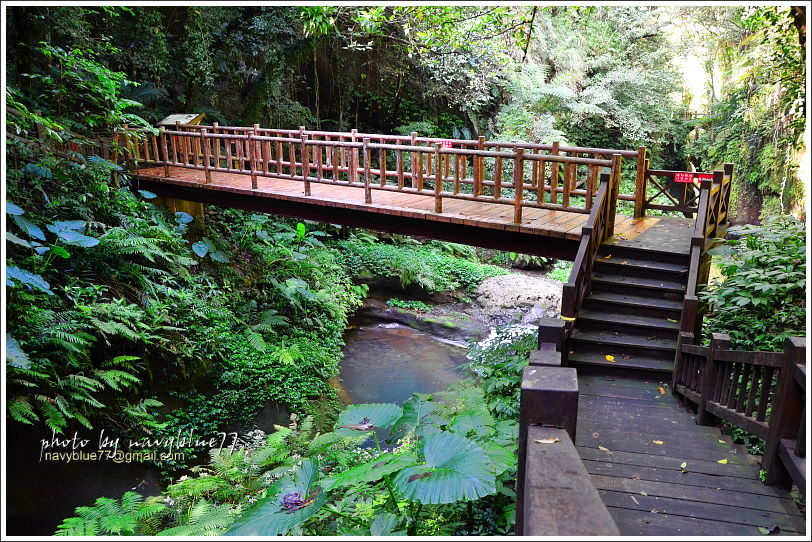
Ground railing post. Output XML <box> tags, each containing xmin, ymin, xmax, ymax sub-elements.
<box><xmin>350</xmin><ymin>129</ymin><xmax>359</xmax><ymax>184</ymax></box>
<box><xmin>606</xmin><ymin>153</ymin><xmax>622</xmax><ymax>239</ymax></box>
<box><xmin>362</xmin><ymin>138</ymin><xmax>371</xmax><ymax>204</ymax></box>
<box><xmin>248</xmin><ymin>130</ymin><xmax>258</xmax><ymax>190</ymax></box>
<box><xmin>672</xmin><ymin>331</ymin><xmax>694</xmax><ymax>392</ymax></box>
<box><xmin>633</xmin><ymin>146</ymin><xmax>647</xmax><ymax>218</ymax></box>
<box><xmin>516</xmin><ymin>365</ymin><xmax>579</xmax><ymax>534</ymax></box>
<box><xmin>549</xmin><ymin>141</ymin><xmax>560</xmax><ymax>204</ymax></box>
<box><xmin>200</xmin><ymin>128</ymin><xmax>212</xmax><ymax>183</ymax></box>
<box><xmin>433</xmin><ymin>143</ymin><xmax>443</xmax><ymax>213</ymax></box>
<box><xmin>301</xmin><ymin>133</ymin><xmax>311</xmax><ymax>196</ymax></box>
<box><xmin>160</xmin><ymin>127</ymin><xmax>170</xmax><ymax>177</ymax></box>
<box><xmin>513</xmin><ymin>148</ymin><xmax>524</xmax><ymax>223</ymax></box>
<box><xmin>475</xmin><ymin>136</ymin><xmax>485</xmax><ymax>197</ymax></box>
<box><xmin>764</xmin><ymin>337</ymin><xmax>806</xmax><ymax>488</ymax></box>
<box><xmin>696</xmin><ymin>333</ymin><xmax>729</xmax><ymax>425</ymax></box>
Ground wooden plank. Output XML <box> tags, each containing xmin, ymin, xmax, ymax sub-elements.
<box><xmin>590</xmin><ymin>474</ymin><xmax>800</xmax><ymax>514</ymax></box>
<box><xmin>577</xmin><ymin>446</ymin><xmax>759</xmax><ymax>479</ymax></box>
<box><xmin>583</xmin><ymin>460</ymin><xmax>788</xmax><ymax>498</ymax></box>
<box><xmin>576</xmin><ymin>433</ymin><xmax>749</xmax><ymax>464</ymax></box>
<box><xmin>606</xmin><ymin>501</ymin><xmax>801</xmax><ymax>536</ymax></box>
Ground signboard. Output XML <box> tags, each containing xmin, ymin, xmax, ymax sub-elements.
<box><xmin>157</xmin><ymin>113</ymin><xmax>206</xmax><ymax>127</ymax></box>
<box><xmin>674</xmin><ymin>172</ymin><xmax>713</xmax><ymax>183</ymax></box>
<box><xmin>440</xmin><ymin>140</ymin><xmax>453</xmax><ymax>149</ymax></box>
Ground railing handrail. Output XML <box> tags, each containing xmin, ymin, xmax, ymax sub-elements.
<box><xmin>124</xmin><ymin>125</ymin><xmax>634</xmax><ymax>221</ymax></box>
<box><xmin>560</xmin><ymin>154</ymin><xmax>621</xmax><ymax>320</ymax></box>
<box><xmin>672</xmin><ymin>333</ymin><xmax>806</xmax><ymax>492</ymax></box>
<box><xmin>167</xmin><ymin>122</ymin><xmax>641</xmax><ymax>157</ymax></box>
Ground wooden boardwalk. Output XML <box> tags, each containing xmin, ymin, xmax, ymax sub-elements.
<box><xmin>132</xmin><ymin>166</ymin><xmax>666</xmax><ymax>243</ymax></box>
<box><xmin>576</xmin><ymin>374</ymin><xmax>805</xmax><ymax>536</ymax></box>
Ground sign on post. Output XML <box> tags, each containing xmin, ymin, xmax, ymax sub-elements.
<box><xmin>674</xmin><ymin>171</ymin><xmax>713</xmax><ymax>183</ymax></box>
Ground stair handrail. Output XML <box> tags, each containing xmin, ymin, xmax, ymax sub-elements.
<box><xmin>561</xmin><ymin>154</ymin><xmax>622</xmax><ymax>321</ymax></box>
<box><xmin>673</xmin><ymin>165</ymin><xmax>733</xmax><ymax>390</ymax></box>
<box><xmin>677</xmin><ymin>164</ymin><xmax>734</xmax><ymax>338</ymax></box>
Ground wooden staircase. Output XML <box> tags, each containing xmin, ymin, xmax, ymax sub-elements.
<box><xmin>567</xmin><ymin>243</ymin><xmax>690</xmax><ymax>378</ymax></box>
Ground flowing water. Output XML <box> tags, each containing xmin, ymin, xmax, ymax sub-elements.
<box><xmin>332</xmin><ymin>322</ymin><xmax>468</xmax><ymax>405</ymax></box>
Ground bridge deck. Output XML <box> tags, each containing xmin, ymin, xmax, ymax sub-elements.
<box><xmin>132</xmin><ymin>166</ymin><xmax>663</xmax><ymax>242</ymax></box>
<box><xmin>577</xmin><ymin>374</ymin><xmax>805</xmax><ymax>536</ymax></box>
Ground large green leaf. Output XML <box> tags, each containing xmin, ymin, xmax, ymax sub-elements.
<box><xmin>335</xmin><ymin>403</ymin><xmax>402</xmax><ymax>436</ymax></box>
<box><xmin>12</xmin><ymin>215</ymin><xmax>45</xmax><ymax>241</ymax></box>
<box><xmin>6</xmin><ymin>334</ymin><xmax>31</xmax><ymax>368</ymax></box>
<box><xmin>7</xmin><ymin>265</ymin><xmax>53</xmax><ymax>295</ymax></box>
<box><xmin>481</xmin><ymin>441</ymin><xmax>515</xmax><ymax>476</ymax></box>
<box><xmin>6</xmin><ymin>202</ymin><xmax>24</xmax><ymax>216</ymax></box>
<box><xmin>224</xmin><ymin>458</ymin><xmax>326</xmax><ymax>536</ymax></box>
<box><xmin>191</xmin><ymin>241</ymin><xmax>209</xmax><ymax>257</ymax></box>
<box><xmin>393</xmin><ymin>431</ymin><xmax>496</xmax><ymax>504</ymax></box>
<box><xmin>388</xmin><ymin>393</ymin><xmax>447</xmax><ymax>442</ymax></box>
<box><xmin>450</xmin><ymin>408</ymin><xmax>495</xmax><ymax>438</ymax></box>
<box><xmin>321</xmin><ymin>453</ymin><xmax>417</xmax><ymax>491</ymax></box>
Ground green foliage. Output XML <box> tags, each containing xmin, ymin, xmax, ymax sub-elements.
<box><xmin>335</xmin><ymin>238</ymin><xmax>507</xmax><ymax>293</ymax></box>
<box><xmin>701</xmin><ymin>217</ymin><xmax>805</xmax><ymax>350</ymax></box>
<box><xmin>546</xmin><ymin>260</ymin><xmax>573</xmax><ymax>282</ymax></box>
<box><xmin>386</xmin><ymin>298</ymin><xmax>434</xmax><ymax>312</ymax></box>
<box><xmin>686</xmin><ymin>6</ymin><xmax>806</xmax><ymax>220</ymax></box>
<box><xmin>58</xmin><ymin>385</ymin><xmax>518</xmax><ymax>536</ymax></box>
<box><xmin>56</xmin><ymin>492</ymin><xmax>166</xmax><ymax>536</ymax></box>
<box><xmin>463</xmin><ymin>327</ymin><xmax>539</xmax><ymax>419</ymax></box>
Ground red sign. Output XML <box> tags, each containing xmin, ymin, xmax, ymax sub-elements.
<box><xmin>440</xmin><ymin>140</ymin><xmax>453</xmax><ymax>149</ymax></box>
<box><xmin>674</xmin><ymin>172</ymin><xmax>713</xmax><ymax>183</ymax></box>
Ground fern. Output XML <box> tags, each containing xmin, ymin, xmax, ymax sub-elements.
<box><xmin>158</xmin><ymin>500</ymin><xmax>235</xmax><ymax>536</ymax></box>
<box><xmin>56</xmin><ymin>491</ymin><xmax>166</xmax><ymax>536</ymax></box>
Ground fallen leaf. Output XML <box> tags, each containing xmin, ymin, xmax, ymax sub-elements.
<box><xmin>758</xmin><ymin>527</ymin><xmax>770</xmax><ymax>535</ymax></box>
<box><xmin>630</xmin><ymin>495</ymin><xmax>639</xmax><ymax>505</ymax></box>
<box><xmin>718</xmin><ymin>439</ymin><xmax>725</xmax><ymax>444</ymax></box>
<box><xmin>651</xmin><ymin>509</ymin><xmax>659</xmax><ymax>514</ymax></box>
<box><xmin>592</xmin><ymin>432</ymin><xmax>599</xmax><ymax>439</ymax></box>
<box><xmin>640</xmin><ymin>491</ymin><xmax>648</xmax><ymax>496</ymax></box>
<box><xmin>535</xmin><ymin>438</ymin><xmax>560</xmax><ymax>444</ymax></box>
<box><xmin>657</xmin><ymin>386</ymin><xmax>666</xmax><ymax>394</ymax></box>
<box><xmin>667</xmin><ymin>318</ymin><xmax>678</xmax><ymax>323</ymax></box>
<box><xmin>598</xmin><ymin>445</ymin><xmax>611</xmax><ymax>452</ymax></box>
<box><xmin>680</xmin><ymin>462</ymin><xmax>687</xmax><ymax>469</ymax></box>
<box><xmin>631</xmin><ymin>474</ymin><xmax>640</xmax><ymax>480</ymax></box>
<box><xmin>620</xmin><ymin>260</ymin><xmax>629</xmax><ymax>265</ymax></box>
<box><xmin>605</xmin><ymin>355</ymin><xmax>615</xmax><ymax>362</ymax></box>
<box><xmin>717</xmin><ymin>458</ymin><xmax>728</xmax><ymax>464</ymax></box>
<box><xmin>561</xmin><ymin>316</ymin><xmax>576</xmax><ymax>321</ymax></box>
<box><xmin>652</xmin><ymin>440</ymin><xmax>664</xmax><ymax>445</ymax></box>
<box><xmin>604</xmin><ymin>254</ymin><xmax>612</xmax><ymax>259</ymax></box>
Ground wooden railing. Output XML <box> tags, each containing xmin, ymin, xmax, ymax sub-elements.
<box><xmin>560</xmin><ymin>163</ymin><xmax>621</xmax><ymax>320</ymax></box>
<box><xmin>641</xmin><ymin>168</ymin><xmax>709</xmax><ymax>215</ymax></box>
<box><xmin>675</xmin><ymin>164</ymin><xmax>734</xmax><ymax>343</ymax></box>
<box><xmin>673</xmin><ymin>334</ymin><xmax>806</xmax><ymax>492</ymax></box>
<box><xmin>516</xmin><ymin>325</ymin><xmax>619</xmax><ymax>536</ymax></box>
<box><xmin>121</xmin><ymin>122</ymin><xmax>645</xmax><ymax>223</ymax></box>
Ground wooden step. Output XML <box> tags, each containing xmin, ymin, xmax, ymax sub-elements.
<box><xmin>598</xmin><ymin>243</ymin><xmax>690</xmax><ymax>266</ymax></box>
<box><xmin>593</xmin><ymin>254</ymin><xmax>689</xmax><ymax>280</ymax></box>
<box><xmin>584</xmin><ymin>292</ymin><xmax>683</xmax><ymax>313</ymax></box>
<box><xmin>571</xmin><ymin>328</ymin><xmax>677</xmax><ymax>352</ymax></box>
<box><xmin>577</xmin><ymin>309</ymin><xmax>680</xmax><ymax>335</ymax></box>
<box><xmin>591</xmin><ymin>272</ymin><xmax>686</xmax><ymax>294</ymax></box>
<box><xmin>568</xmin><ymin>351</ymin><xmax>674</xmax><ymax>374</ymax></box>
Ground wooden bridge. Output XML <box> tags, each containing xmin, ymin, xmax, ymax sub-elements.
<box><xmin>119</xmin><ymin>123</ymin><xmax>805</xmax><ymax>536</ymax></box>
